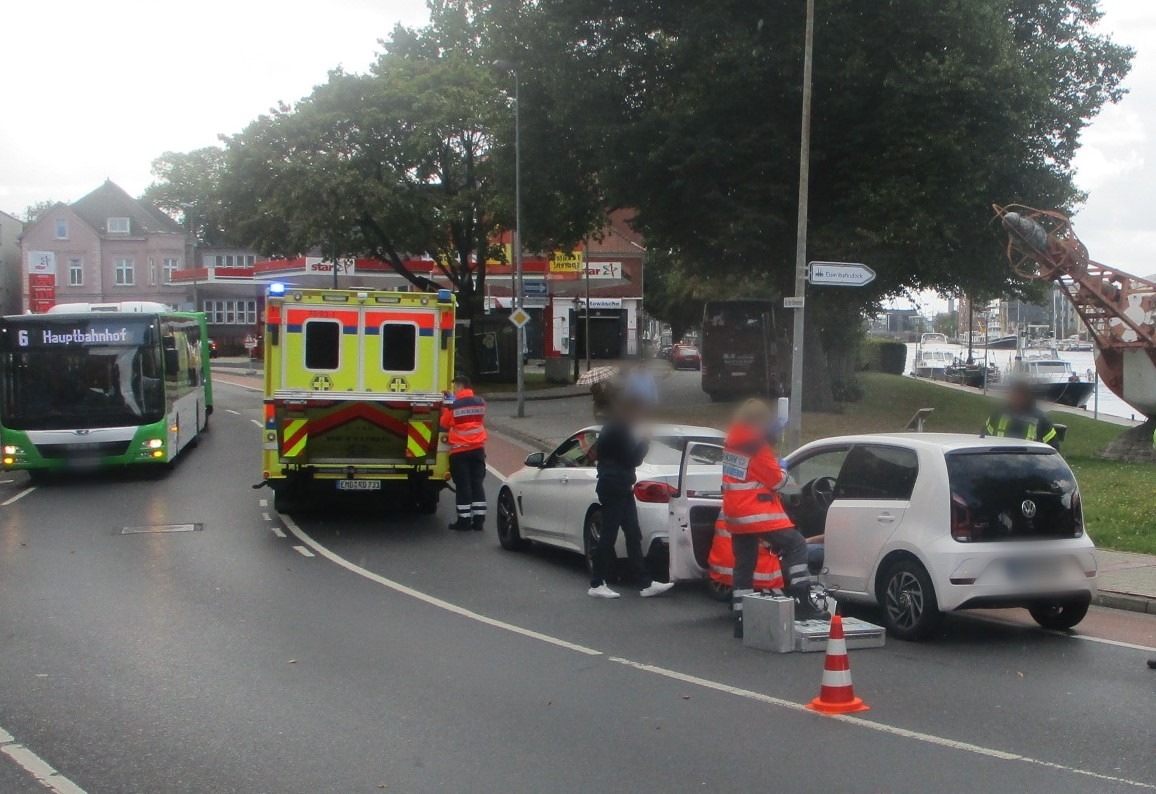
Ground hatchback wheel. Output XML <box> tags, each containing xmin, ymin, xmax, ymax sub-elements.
<box><xmin>496</xmin><ymin>488</ymin><xmax>529</xmax><ymax>551</ymax></box>
<box><xmin>880</xmin><ymin>559</ymin><xmax>941</xmax><ymax>641</ymax></box>
<box><xmin>1028</xmin><ymin>599</ymin><xmax>1089</xmax><ymax>631</ymax></box>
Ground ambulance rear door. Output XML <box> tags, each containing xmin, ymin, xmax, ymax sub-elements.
<box><xmin>279</xmin><ymin>302</ymin><xmax>361</xmax><ymax>393</ymax></box>
<box><xmin>362</xmin><ymin>304</ymin><xmax>441</xmax><ymax>395</ymax></box>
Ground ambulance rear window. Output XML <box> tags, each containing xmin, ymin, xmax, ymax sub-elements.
<box><xmin>304</xmin><ymin>320</ymin><xmax>340</xmax><ymax>370</ymax></box>
<box><xmin>381</xmin><ymin>323</ymin><xmax>417</xmax><ymax>371</ymax></box>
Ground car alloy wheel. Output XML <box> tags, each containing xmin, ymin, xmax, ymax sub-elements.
<box><xmin>496</xmin><ymin>488</ymin><xmax>528</xmax><ymax>551</ymax></box>
<box><xmin>881</xmin><ymin>559</ymin><xmax>941</xmax><ymax>641</ymax></box>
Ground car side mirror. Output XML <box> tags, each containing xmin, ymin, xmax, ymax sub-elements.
<box><xmin>524</xmin><ymin>452</ymin><xmax>546</xmax><ymax>468</ymax></box>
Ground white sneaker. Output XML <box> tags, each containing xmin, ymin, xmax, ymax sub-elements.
<box><xmin>588</xmin><ymin>584</ymin><xmax>621</xmax><ymax>599</ymax></box>
<box><xmin>640</xmin><ymin>581</ymin><xmax>675</xmax><ymax>598</ymax></box>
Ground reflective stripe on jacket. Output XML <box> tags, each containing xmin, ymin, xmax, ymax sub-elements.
<box><xmin>984</xmin><ymin>408</ymin><xmax>1057</xmax><ymax>445</ymax></box>
<box><xmin>707</xmin><ymin>514</ymin><xmax>784</xmax><ymax>588</ymax></box>
<box><xmin>440</xmin><ymin>388</ymin><xmax>488</xmax><ymax>453</ymax></box>
<box><xmin>721</xmin><ymin>423</ymin><xmax>794</xmax><ymax>535</ymax></box>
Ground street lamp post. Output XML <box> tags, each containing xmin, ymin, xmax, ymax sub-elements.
<box><xmin>787</xmin><ymin>0</ymin><xmax>816</xmax><ymax>451</ymax></box>
<box><xmin>495</xmin><ymin>60</ymin><xmax>526</xmax><ymax>418</ymax></box>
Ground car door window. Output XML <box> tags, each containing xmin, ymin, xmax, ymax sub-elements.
<box><xmin>547</xmin><ymin>431</ymin><xmax>599</xmax><ymax>468</ymax></box>
<box><xmin>834</xmin><ymin>444</ymin><xmax>919</xmax><ymax>500</ymax></box>
<box><xmin>790</xmin><ymin>447</ymin><xmax>851</xmax><ymax>487</ymax></box>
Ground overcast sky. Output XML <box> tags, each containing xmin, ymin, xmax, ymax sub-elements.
<box><xmin>1</xmin><ymin>0</ymin><xmax>1152</xmax><ymax>282</ymax></box>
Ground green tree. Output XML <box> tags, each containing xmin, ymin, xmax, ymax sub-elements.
<box><xmin>143</xmin><ymin>147</ymin><xmax>234</xmax><ymax>246</ymax></box>
<box><xmin>22</xmin><ymin>200</ymin><xmax>59</xmax><ymax>224</ymax></box>
<box><xmin>470</xmin><ymin>0</ymin><xmax>1131</xmax><ymax>408</ymax></box>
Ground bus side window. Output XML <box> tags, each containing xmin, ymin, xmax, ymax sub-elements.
<box><xmin>381</xmin><ymin>323</ymin><xmax>417</xmax><ymax>372</ymax></box>
<box><xmin>304</xmin><ymin>319</ymin><xmax>341</xmax><ymax>370</ymax></box>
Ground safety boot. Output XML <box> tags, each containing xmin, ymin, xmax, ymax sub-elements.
<box><xmin>789</xmin><ymin>584</ymin><xmax>831</xmax><ymax>621</ymax></box>
<box><xmin>472</xmin><ymin>515</ymin><xmax>485</xmax><ymax>531</ymax></box>
<box><xmin>448</xmin><ymin>519</ymin><xmax>472</xmax><ymax>532</ymax></box>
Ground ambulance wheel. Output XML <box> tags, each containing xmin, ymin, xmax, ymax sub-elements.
<box><xmin>707</xmin><ymin>579</ymin><xmax>733</xmax><ymax>603</ymax></box>
<box><xmin>273</xmin><ymin>488</ymin><xmax>297</xmax><ymax>515</ymax></box>
<box><xmin>496</xmin><ymin>488</ymin><xmax>529</xmax><ymax>551</ymax></box>
<box><xmin>413</xmin><ymin>489</ymin><xmax>440</xmax><ymax>515</ymax></box>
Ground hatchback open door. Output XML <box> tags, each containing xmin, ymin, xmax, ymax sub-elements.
<box><xmin>668</xmin><ymin>441</ymin><xmax>726</xmax><ymax>581</ymax></box>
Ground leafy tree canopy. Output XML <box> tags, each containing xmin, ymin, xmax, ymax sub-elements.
<box><xmin>143</xmin><ymin>147</ymin><xmax>234</xmax><ymax>246</ymax></box>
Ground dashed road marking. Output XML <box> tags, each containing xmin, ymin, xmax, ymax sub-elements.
<box><xmin>1</xmin><ymin>487</ymin><xmax>36</xmax><ymax>507</ymax></box>
<box><xmin>291</xmin><ymin>544</ymin><xmax>315</xmax><ymax>558</ymax></box>
<box><xmin>225</xmin><ymin>409</ymin><xmax>241</xmax><ymax>415</ymax></box>
<box><xmin>262</xmin><ymin>512</ymin><xmax>272</xmax><ymax>521</ymax></box>
<box><xmin>0</xmin><ymin>726</ymin><xmax>86</xmax><ymax>793</ymax></box>
<box><xmin>280</xmin><ymin>510</ymin><xmax>1156</xmax><ymax>790</ymax></box>
<box><xmin>250</xmin><ymin>419</ymin><xmax>262</xmax><ymax>428</ymax></box>
<box><xmin>0</xmin><ymin>479</ymin><xmax>13</xmax><ymax>484</ymax></box>
<box><xmin>259</xmin><ymin>499</ymin><xmax>268</xmax><ymax>507</ymax></box>
<box><xmin>271</xmin><ymin>526</ymin><xmax>286</xmax><ymax>538</ymax></box>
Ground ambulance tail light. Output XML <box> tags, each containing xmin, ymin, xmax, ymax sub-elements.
<box><xmin>634</xmin><ymin>481</ymin><xmax>676</xmax><ymax>504</ymax></box>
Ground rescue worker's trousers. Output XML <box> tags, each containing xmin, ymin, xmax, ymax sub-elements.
<box><xmin>732</xmin><ymin>528</ymin><xmax>814</xmax><ymax>598</ymax></box>
<box><xmin>450</xmin><ymin>448</ymin><xmax>486</xmax><ymax>525</ymax></box>
<box><xmin>590</xmin><ymin>484</ymin><xmax>653</xmax><ymax>589</ymax></box>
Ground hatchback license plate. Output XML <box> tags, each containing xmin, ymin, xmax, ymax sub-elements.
<box><xmin>336</xmin><ymin>480</ymin><xmax>381</xmax><ymax>491</ymax></box>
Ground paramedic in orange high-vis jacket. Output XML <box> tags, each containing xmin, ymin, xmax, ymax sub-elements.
<box><xmin>440</xmin><ymin>375</ymin><xmax>488</xmax><ymax>531</ymax></box>
<box><xmin>722</xmin><ymin>399</ymin><xmax>828</xmax><ymax>638</ymax></box>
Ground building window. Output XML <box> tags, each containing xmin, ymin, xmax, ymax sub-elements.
<box><xmin>107</xmin><ymin>217</ymin><xmax>130</xmax><ymax>234</ymax></box>
<box><xmin>114</xmin><ymin>258</ymin><xmax>134</xmax><ymax>286</ymax></box>
<box><xmin>203</xmin><ymin>299</ymin><xmax>258</xmax><ymax>325</ymax></box>
<box><xmin>149</xmin><ymin>258</ymin><xmax>156</xmax><ymax>286</ymax></box>
<box><xmin>163</xmin><ymin>257</ymin><xmax>179</xmax><ymax>283</ymax></box>
<box><xmin>68</xmin><ymin>258</ymin><xmax>84</xmax><ymax>286</ymax></box>
<box><xmin>55</xmin><ymin>219</ymin><xmax>68</xmax><ymax>239</ymax></box>
<box><xmin>246</xmin><ymin>255</ymin><xmax>256</xmax><ymax>266</ymax></box>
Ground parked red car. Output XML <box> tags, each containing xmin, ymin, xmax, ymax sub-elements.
<box><xmin>669</xmin><ymin>344</ymin><xmax>702</xmax><ymax>370</ymax></box>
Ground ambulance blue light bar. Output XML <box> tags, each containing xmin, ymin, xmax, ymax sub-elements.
<box><xmin>437</xmin><ymin>289</ymin><xmax>452</xmax><ymax>303</ymax></box>
<box><xmin>268</xmin><ymin>282</ymin><xmax>286</xmax><ymax>296</ymax></box>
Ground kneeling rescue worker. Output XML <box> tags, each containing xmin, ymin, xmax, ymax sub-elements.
<box><xmin>723</xmin><ymin>399</ymin><xmax>829</xmax><ymax>638</ymax></box>
<box><xmin>441</xmin><ymin>375</ymin><xmax>487</xmax><ymax>531</ymax></box>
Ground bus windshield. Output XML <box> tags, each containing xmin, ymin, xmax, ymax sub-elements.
<box><xmin>1</xmin><ymin>319</ymin><xmax>165</xmax><ymax>430</ymax></box>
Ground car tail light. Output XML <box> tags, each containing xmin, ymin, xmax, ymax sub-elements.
<box><xmin>634</xmin><ymin>480</ymin><xmax>676</xmax><ymax>504</ymax></box>
<box><xmin>951</xmin><ymin>494</ymin><xmax>974</xmax><ymax>542</ymax></box>
<box><xmin>1072</xmin><ymin>490</ymin><xmax>1084</xmax><ymax>537</ymax></box>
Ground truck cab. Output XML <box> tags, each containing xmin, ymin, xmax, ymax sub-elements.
<box><xmin>260</xmin><ymin>285</ymin><xmax>456</xmax><ymax>513</ymax></box>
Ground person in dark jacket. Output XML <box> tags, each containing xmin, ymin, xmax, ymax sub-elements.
<box><xmin>984</xmin><ymin>380</ymin><xmax>1059</xmax><ymax>449</ymax></box>
<box><xmin>587</xmin><ymin>397</ymin><xmax>675</xmax><ymax>599</ymax></box>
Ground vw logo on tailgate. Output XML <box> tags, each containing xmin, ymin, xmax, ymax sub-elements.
<box><xmin>1021</xmin><ymin>499</ymin><xmax>1037</xmax><ymax>518</ymax></box>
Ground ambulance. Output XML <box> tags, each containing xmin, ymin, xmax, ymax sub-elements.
<box><xmin>260</xmin><ymin>285</ymin><xmax>456</xmax><ymax>513</ymax></box>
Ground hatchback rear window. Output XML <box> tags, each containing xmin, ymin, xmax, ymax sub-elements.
<box><xmin>947</xmin><ymin>450</ymin><xmax>1081</xmax><ymax>541</ymax></box>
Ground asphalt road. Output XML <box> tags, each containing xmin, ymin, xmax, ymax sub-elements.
<box><xmin>0</xmin><ymin>379</ymin><xmax>1153</xmax><ymax>793</ymax></box>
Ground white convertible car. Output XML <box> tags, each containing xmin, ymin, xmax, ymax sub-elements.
<box><xmin>495</xmin><ymin>425</ymin><xmax>728</xmax><ymax>582</ymax></box>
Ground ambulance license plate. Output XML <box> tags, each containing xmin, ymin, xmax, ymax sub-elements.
<box><xmin>337</xmin><ymin>480</ymin><xmax>381</xmax><ymax>491</ymax></box>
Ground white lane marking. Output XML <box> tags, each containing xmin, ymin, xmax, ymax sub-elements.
<box><xmin>280</xmin><ymin>513</ymin><xmax>601</xmax><ymax>656</ymax></box>
<box><xmin>262</xmin><ymin>512</ymin><xmax>272</xmax><ymax>521</ymax></box>
<box><xmin>291</xmin><ymin>544</ymin><xmax>315</xmax><ymax>558</ymax></box>
<box><xmin>224</xmin><ymin>409</ymin><xmax>241</xmax><ymax>415</ymax></box>
<box><xmin>0</xmin><ymin>479</ymin><xmax>13</xmax><ymax>484</ymax></box>
<box><xmin>1</xmin><ymin>487</ymin><xmax>36</xmax><ymax>506</ymax></box>
<box><xmin>213</xmin><ymin>378</ymin><xmax>263</xmax><ymax>394</ymax></box>
<box><xmin>0</xmin><ymin>727</ymin><xmax>87</xmax><ymax>793</ymax></box>
<box><xmin>965</xmin><ymin>613</ymin><xmax>1156</xmax><ymax>654</ymax></box>
<box><xmin>609</xmin><ymin>657</ymin><xmax>1155</xmax><ymax>790</ymax></box>
<box><xmin>271</xmin><ymin>526</ymin><xmax>286</xmax><ymax>538</ymax></box>
<box><xmin>250</xmin><ymin>419</ymin><xmax>262</xmax><ymax>428</ymax></box>
<box><xmin>485</xmin><ymin>464</ymin><xmax>509</xmax><ymax>483</ymax></box>
<box><xmin>259</xmin><ymin>499</ymin><xmax>268</xmax><ymax>508</ymax></box>
<box><xmin>283</xmin><ymin>510</ymin><xmax>1156</xmax><ymax>789</ymax></box>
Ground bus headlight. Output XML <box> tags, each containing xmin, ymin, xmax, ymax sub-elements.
<box><xmin>146</xmin><ymin>439</ymin><xmax>164</xmax><ymax>449</ymax></box>
<box><xmin>2</xmin><ymin>445</ymin><xmax>21</xmax><ymax>455</ymax></box>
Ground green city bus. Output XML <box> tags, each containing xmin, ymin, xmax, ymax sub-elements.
<box><xmin>0</xmin><ymin>302</ymin><xmax>213</xmax><ymax>472</ymax></box>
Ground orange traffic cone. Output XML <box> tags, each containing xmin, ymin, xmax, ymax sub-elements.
<box><xmin>806</xmin><ymin>614</ymin><xmax>870</xmax><ymax>714</ymax></box>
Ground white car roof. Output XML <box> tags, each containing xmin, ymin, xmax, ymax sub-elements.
<box><xmin>795</xmin><ymin>432</ymin><xmax>1056</xmax><ymax>454</ymax></box>
<box><xmin>573</xmin><ymin>423</ymin><xmax>724</xmax><ymax>438</ymax></box>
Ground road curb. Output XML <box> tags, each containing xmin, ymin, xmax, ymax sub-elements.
<box><xmin>1094</xmin><ymin>591</ymin><xmax>1156</xmax><ymax>615</ymax></box>
<box><xmin>487</xmin><ymin>422</ymin><xmax>554</xmax><ymax>453</ymax></box>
